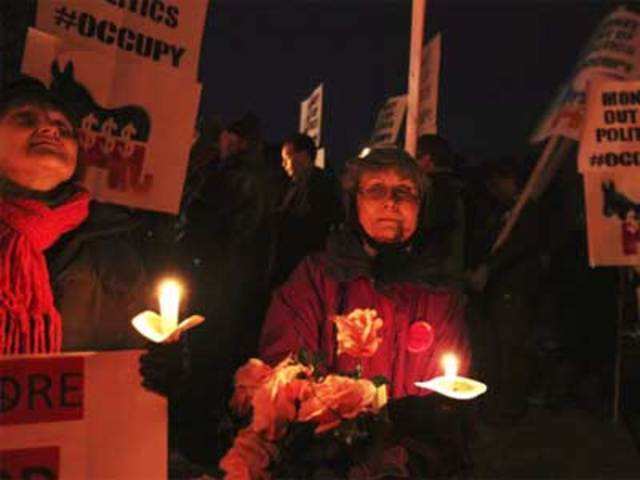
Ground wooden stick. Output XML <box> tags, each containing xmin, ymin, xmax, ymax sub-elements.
<box><xmin>491</xmin><ymin>135</ymin><xmax>561</xmax><ymax>253</ymax></box>
<box><xmin>613</xmin><ymin>267</ymin><xmax>625</xmax><ymax>423</ymax></box>
<box><xmin>405</xmin><ymin>0</ymin><xmax>426</xmax><ymax>157</ymax></box>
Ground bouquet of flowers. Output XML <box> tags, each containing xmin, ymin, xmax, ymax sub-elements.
<box><xmin>219</xmin><ymin>309</ymin><xmax>410</xmax><ymax>479</ymax></box>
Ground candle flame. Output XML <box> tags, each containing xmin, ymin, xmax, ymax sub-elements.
<box><xmin>442</xmin><ymin>353</ymin><xmax>458</xmax><ymax>379</ymax></box>
<box><xmin>159</xmin><ymin>279</ymin><xmax>181</xmax><ymax>332</ymax></box>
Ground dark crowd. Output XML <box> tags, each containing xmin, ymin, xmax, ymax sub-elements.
<box><xmin>0</xmin><ymin>75</ymin><xmax>635</xmax><ymax>478</ymax></box>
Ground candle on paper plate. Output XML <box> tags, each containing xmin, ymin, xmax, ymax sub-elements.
<box><xmin>415</xmin><ymin>352</ymin><xmax>487</xmax><ymax>400</ymax></box>
<box><xmin>132</xmin><ymin>278</ymin><xmax>204</xmax><ymax>343</ymax></box>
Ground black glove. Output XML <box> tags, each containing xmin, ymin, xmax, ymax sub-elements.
<box><xmin>139</xmin><ymin>339</ymin><xmax>190</xmax><ymax>398</ymax></box>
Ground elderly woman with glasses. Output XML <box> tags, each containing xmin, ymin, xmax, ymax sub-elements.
<box><xmin>260</xmin><ymin>146</ymin><xmax>469</xmax><ymax>394</ymax></box>
<box><xmin>258</xmin><ymin>147</ymin><xmax>471</xmax><ymax>475</ymax></box>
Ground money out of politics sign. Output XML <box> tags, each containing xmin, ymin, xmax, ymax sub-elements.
<box><xmin>22</xmin><ymin>28</ymin><xmax>201</xmax><ymax>214</ymax></box>
<box><xmin>532</xmin><ymin>7</ymin><xmax>640</xmax><ymax>143</ymax></box>
<box><xmin>417</xmin><ymin>33</ymin><xmax>441</xmax><ymax>136</ymax></box>
<box><xmin>370</xmin><ymin>94</ymin><xmax>408</xmax><ymax>146</ymax></box>
<box><xmin>36</xmin><ymin>0</ymin><xmax>208</xmax><ymax>79</ymax></box>
<box><xmin>578</xmin><ymin>79</ymin><xmax>640</xmax><ymax>265</ymax></box>
<box><xmin>299</xmin><ymin>84</ymin><xmax>323</xmax><ymax>148</ymax></box>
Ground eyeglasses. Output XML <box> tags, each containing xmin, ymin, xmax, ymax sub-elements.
<box><xmin>358</xmin><ymin>184</ymin><xmax>420</xmax><ymax>204</ymax></box>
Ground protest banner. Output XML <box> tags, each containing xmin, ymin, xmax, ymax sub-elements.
<box><xmin>371</xmin><ymin>94</ymin><xmax>407</xmax><ymax>146</ymax></box>
<box><xmin>299</xmin><ymin>84</ymin><xmax>323</xmax><ymax>148</ymax></box>
<box><xmin>578</xmin><ymin>79</ymin><xmax>640</xmax><ymax>265</ymax></box>
<box><xmin>417</xmin><ymin>32</ymin><xmax>441</xmax><ymax>136</ymax></box>
<box><xmin>579</xmin><ymin>79</ymin><xmax>640</xmax><ymax>173</ymax></box>
<box><xmin>532</xmin><ymin>7</ymin><xmax>640</xmax><ymax>143</ymax></box>
<box><xmin>35</xmin><ymin>0</ymin><xmax>208</xmax><ymax>79</ymax></box>
<box><xmin>22</xmin><ymin>27</ymin><xmax>201</xmax><ymax>214</ymax></box>
<box><xmin>0</xmin><ymin>350</ymin><xmax>166</xmax><ymax>479</ymax></box>
<box><xmin>583</xmin><ymin>171</ymin><xmax>640</xmax><ymax>266</ymax></box>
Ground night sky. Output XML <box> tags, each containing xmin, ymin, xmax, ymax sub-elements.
<box><xmin>198</xmin><ymin>0</ymin><xmax>627</xmax><ymax>171</ymax></box>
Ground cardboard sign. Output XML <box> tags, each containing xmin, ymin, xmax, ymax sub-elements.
<box><xmin>583</xmin><ymin>171</ymin><xmax>640</xmax><ymax>266</ymax></box>
<box><xmin>579</xmin><ymin>79</ymin><xmax>640</xmax><ymax>173</ymax></box>
<box><xmin>532</xmin><ymin>7</ymin><xmax>640</xmax><ymax>143</ymax></box>
<box><xmin>0</xmin><ymin>350</ymin><xmax>166</xmax><ymax>479</ymax></box>
<box><xmin>35</xmin><ymin>0</ymin><xmax>208</xmax><ymax>78</ymax></box>
<box><xmin>22</xmin><ymin>27</ymin><xmax>201</xmax><ymax>214</ymax></box>
<box><xmin>0</xmin><ymin>356</ymin><xmax>84</xmax><ymax>426</ymax></box>
<box><xmin>0</xmin><ymin>447</ymin><xmax>60</xmax><ymax>480</ymax></box>
<box><xmin>417</xmin><ymin>33</ymin><xmax>441</xmax><ymax>136</ymax></box>
<box><xmin>299</xmin><ymin>84</ymin><xmax>323</xmax><ymax>147</ymax></box>
<box><xmin>371</xmin><ymin>94</ymin><xmax>407</xmax><ymax>146</ymax></box>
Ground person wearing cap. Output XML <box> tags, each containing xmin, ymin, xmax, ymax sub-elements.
<box><xmin>0</xmin><ymin>78</ymin><xmax>147</xmax><ymax>354</ymax></box>
<box><xmin>259</xmin><ymin>146</ymin><xmax>471</xmax><ymax>476</ymax></box>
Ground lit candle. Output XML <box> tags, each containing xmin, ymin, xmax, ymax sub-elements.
<box><xmin>159</xmin><ymin>279</ymin><xmax>181</xmax><ymax>333</ymax></box>
<box><xmin>442</xmin><ymin>352</ymin><xmax>458</xmax><ymax>380</ymax></box>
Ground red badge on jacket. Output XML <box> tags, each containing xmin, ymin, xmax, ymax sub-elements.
<box><xmin>407</xmin><ymin>321</ymin><xmax>434</xmax><ymax>353</ymax></box>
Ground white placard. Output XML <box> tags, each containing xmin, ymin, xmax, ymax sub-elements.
<box><xmin>371</xmin><ymin>94</ymin><xmax>407</xmax><ymax>146</ymax></box>
<box><xmin>22</xmin><ymin>28</ymin><xmax>201</xmax><ymax>214</ymax></box>
<box><xmin>417</xmin><ymin>33</ymin><xmax>441</xmax><ymax>136</ymax></box>
<box><xmin>299</xmin><ymin>83</ymin><xmax>323</xmax><ymax>147</ymax></box>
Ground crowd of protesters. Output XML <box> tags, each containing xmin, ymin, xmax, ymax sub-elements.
<box><xmin>0</xmin><ymin>77</ymin><xmax>624</xmax><ymax>477</ymax></box>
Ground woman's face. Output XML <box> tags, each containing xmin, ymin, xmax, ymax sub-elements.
<box><xmin>0</xmin><ymin>103</ymin><xmax>78</xmax><ymax>191</ymax></box>
<box><xmin>356</xmin><ymin>168</ymin><xmax>420</xmax><ymax>244</ymax></box>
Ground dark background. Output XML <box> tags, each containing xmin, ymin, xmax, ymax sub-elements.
<box><xmin>199</xmin><ymin>0</ymin><xmax>627</xmax><ymax>171</ymax></box>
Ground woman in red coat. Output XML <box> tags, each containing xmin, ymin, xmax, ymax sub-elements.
<box><xmin>259</xmin><ymin>147</ymin><xmax>471</xmax><ymax>476</ymax></box>
<box><xmin>260</xmin><ymin>146</ymin><xmax>469</xmax><ymax>396</ymax></box>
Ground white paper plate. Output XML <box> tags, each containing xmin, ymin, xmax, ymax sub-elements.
<box><xmin>415</xmin><ymin>375</ymin><xmax>487</xmax><ymax>400</ymax></box>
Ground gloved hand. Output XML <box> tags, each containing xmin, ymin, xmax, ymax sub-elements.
<box><xmin>139</xmin><ymin>339</ymin><xmax>190</xmax><ymax>398</ymax></box>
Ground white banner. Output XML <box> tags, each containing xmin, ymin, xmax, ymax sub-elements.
<box><xmin>578</xmin><ymin>79</ymin><xmax>640</xmax><ymax>173</ymax></box>
<box><xmin>299</xmin><ymin>83</ymin><xmax>323</xmax><ymax>147</ymax></box>
<box><xmin>532</xmin><ymin>7</ymin><xmax>640</xmax><ymax>143</ymax></box>
<box><xmin>371</xmin><ymin>94</ymin><xmax>407</xmax><ymax>146</ymax></box>
<box><xmin>417</xmin><ymin>33</ymin><xmax>441</xmax><ymax>136</ymax></box>
<box><xmin>35</xmin><ymin>0</ymin><xmax>208</xmax><ymax>79</ymax></box>
<box><xmin>22</xmin><ymin>28</ymin><xmax>201</xmax><ymax>214</ymax></box>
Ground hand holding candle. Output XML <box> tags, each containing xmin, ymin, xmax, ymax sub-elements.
<box><xmin>415</xmin><ymin>352</ymin><xmax>487</xmax><ymax>400</ymax></box>
<box><xmin>132</xmin><ymin>278</ymin><xmax>205</xmax><ymax>343</ymax></box>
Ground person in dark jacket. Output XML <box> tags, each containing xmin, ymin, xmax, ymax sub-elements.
<box><xmin>465</xmin><ymin>158</ymin><xmax>543</xmax><ymax>424</ymax></box>
<box><xmin>259</xmin><ymin>146</ymin><xmax>472</xmax><ymax>477</ymax></box>
<box><xmin>0</xmin><ymin>78</ymin><xmax>147</xmax><ymax>354</ymax></box>
<box><xmin>416</xmin><ymin>134</ymin><xmax>466</xmax><ymax>281</ymax></box>
<box><xmin>271</xmin><ymin>132</ymin><xmax>342</xmax><ymax>286</ymax></box>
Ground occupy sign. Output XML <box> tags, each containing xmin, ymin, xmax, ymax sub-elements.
<box><xmin>579</xmin><ymin>79</ymin><xmax>640</xmax><ymax>172</ymax></box>
<box><xmin>299</xmin><ymin>84</ymin><xmax>323</xmax><ymax>147</ymax></box>
<box><xmin>36</xmin><ymin>0</ymin><xmax>208</xmax><ymax>78</ymax></box>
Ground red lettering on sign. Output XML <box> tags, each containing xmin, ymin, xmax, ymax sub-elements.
<box><xmin>0</xmin><ymin>357</ymin><xmax>84</xmax><ymax>425</ymax></box>
<box><xmin>0</xmin><ymin>446</ymin><xmax>59</xmax><ymax>479</ymax></box>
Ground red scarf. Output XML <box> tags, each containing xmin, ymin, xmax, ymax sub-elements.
<box><xmin>0</xmin><ymin>190</ymin><xmax>90</xmax><ymax>354</ymax></box>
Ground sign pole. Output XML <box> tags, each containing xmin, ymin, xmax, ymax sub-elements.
<box><xmin>491</xmin><ymin>134</ymin><xmax>561</xmax><ymax>253</ymax></box>
<box><xmin>405</xmin><ymin>0</ymin><xmax>426</xmax><ymax>157</ymax></box>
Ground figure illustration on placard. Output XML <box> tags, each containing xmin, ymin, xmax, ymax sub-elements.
<box><xmin>602</xmin><ymin>180</ymin><xmax>640</xmax><ymax>255</ymax></box>
<box><xmin>49</xmin><ymin>60</ymin><xmax>153</xmax><ymax>193</ymax></box>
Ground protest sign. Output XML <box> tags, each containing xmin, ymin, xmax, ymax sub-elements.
<box><xmin>35</xmin><ymin>0</ymin><xmax>208</xmax><ymax>79</ymax></box>
<box><xmin>579</xmin><ymin>79</ymin><xmax>640</xmax><ymax>172</ymax></box>
<box><xmin>22</xmin><ymin>28</ymin><xmax>201</xmax><ymax>213</ymax></box>
<box><xmin>299</xmin><ymin>84</ymin><xmax>323</xmax><ymax>147</ymax></box>
<box><xmin>0</xmin><ymin>350</ymin><xmax>166</xmax><ymax>479</ymax></box>
<box><xmin>583</xmin><ymin>171</ymin><xmax>640</xmax><ymax>266</ymax></box>
<box><xmin>417</xmin><ymin>33</ymin><xmax>441</xmax><ymax>136</ymax></box>
<box><xmin>371</xmin><ymin>94</ymin><xmax>407</xmax><ymax>146</ymax></box>
<box><xmin>532</xmin><ymin>7</ymin><xmax>640</xmax><ymax>143</ymax></box>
